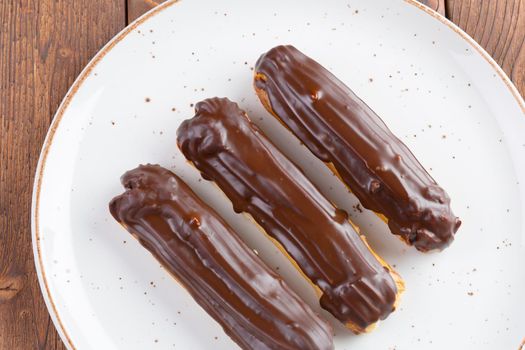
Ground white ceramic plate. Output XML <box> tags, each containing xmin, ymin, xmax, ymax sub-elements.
<box><xmin>32</xmin><ymin>0</ymin><xmax>525</xmax><ymax>349</ymax></box>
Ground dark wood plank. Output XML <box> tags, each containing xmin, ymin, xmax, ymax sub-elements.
<box><xmin>0</xmin><ymin>1</ymin><xmax>125</xmax><ymax>349</ymax></box>
<box><xmin>419</xmin><ymin>0</ymin><xmax>447</xmax><ymax>16</ymax></box>
<box><xmin>446</xmin><ymin>0</ymin><xmax>525</xmax><ymax>96</ymax></box>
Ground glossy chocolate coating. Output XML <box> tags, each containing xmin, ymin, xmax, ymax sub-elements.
<box><xmin>177</xmin><ymin>98</ymin><xmax>399</xmax><ymax>332</ymax></box>
<box><xmin>109</xmin><ymin>165</ymin><xmax>334</xmax><ymax>350</ymax></box>
<box><xmin>254</xmin><ymin>45</ymin><xmax>461</xmax><ymax>252</ymax></box>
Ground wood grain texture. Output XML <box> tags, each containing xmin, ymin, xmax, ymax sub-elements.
<box><xmin>446</xmin><ymin>0</ymin><xmax>525</xmax><ymax>96</ymax></box>
<box><xmin>1</xmin><ymin>0</ymin><xmax>524</xmax><ymax>349</ymax></box>
<box><xmin>0</xmin><ymin>1</ymin><xmax>125</xmax><ymax>349</ymax></box>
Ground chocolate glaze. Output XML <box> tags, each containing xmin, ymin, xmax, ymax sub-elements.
<box><xmin>177</xmin><ymin>98</ymin><xmax>400</xmax><ymax>332</ymax></box>
<box><xmin>254</xmin><ymin>45</ymin><xmax>461</xmax><ymax>252</ymax></box>
<box><xmin>109</xmin><ymin>165</ymin><xmax>334</xmax><ymax>350</ymax></box>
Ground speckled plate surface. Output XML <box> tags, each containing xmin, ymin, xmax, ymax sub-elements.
<box><xmin>32</xmin><ymin>0</ymin><xmax>525</xmax><ymax>349</ymax></box>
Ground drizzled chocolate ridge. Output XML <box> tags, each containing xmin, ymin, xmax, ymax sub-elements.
<box><xmin>254</xmin><ymin>45</ymin><xmax>461</xmax><ymax>252</ymax></box>
<box><xmin>109</xmin><ymin>164</ymin><xmax>334</xmax><ymax>350</ymax></box>
<box><xmin>177</xmin><ymin>98</ymin><xmax>401</xmax><ymax>332</ymax></box>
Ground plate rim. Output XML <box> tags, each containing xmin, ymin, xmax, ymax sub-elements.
<box><xmin>31</xmin><ymin>1</ymin><xmax>180</xmax><ymax>348</ymax></box>
<box><xmin>30</xmin><ymin>1</ymin><xmax>525</xmax><ymax>349</ymax></box>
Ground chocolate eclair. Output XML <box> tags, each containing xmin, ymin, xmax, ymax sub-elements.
<box><xmin>109</xmin><ymin>164</ymin><xmax>334</xmax><ymax>350</ymax></box>
<box><xmin>254</xmin><ymin>45</ymin><xmax>461</xmax><ymax>252</ymax></box>
<box><xmin>177</xmin><ymin>98</ymin><xmax>403</xmax><ymax>333</ymax></box>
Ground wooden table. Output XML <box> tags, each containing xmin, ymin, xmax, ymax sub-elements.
<box><xmin>1</xmin><ymin>1</ymin><xmax>523</xmax><ymax>348</ymax></box>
